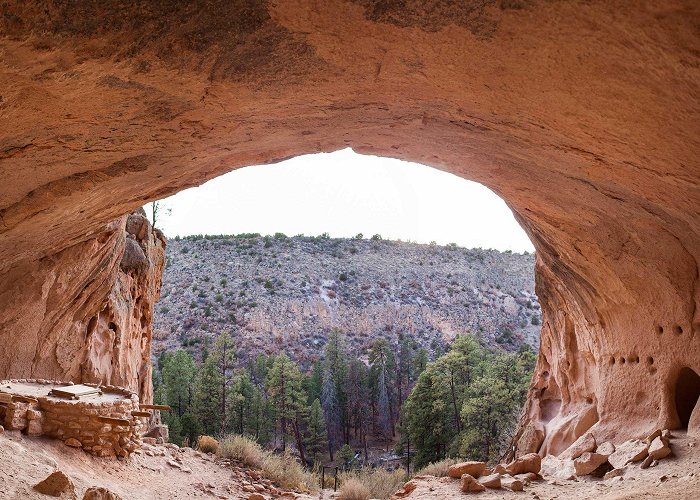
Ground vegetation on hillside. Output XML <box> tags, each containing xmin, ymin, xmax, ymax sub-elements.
<box><xmin>153</xmin><ymin>327</ymin><xmax>534</xmax><ymax>479</ymax></box>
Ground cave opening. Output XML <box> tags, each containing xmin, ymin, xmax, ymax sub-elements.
<box><xmin>675</xmin><ymin>367</ymin><xmax>700</xmax><ymax>429</ymax></box>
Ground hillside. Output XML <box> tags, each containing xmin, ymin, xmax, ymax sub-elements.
<box><xmin>153</xmin><ymin>234</ymin><xmax>540</xmax><ymax>366</ymax></box>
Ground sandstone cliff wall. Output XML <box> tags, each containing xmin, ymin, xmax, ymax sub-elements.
<box><xmin>0</xmin><ymin>0</ymin><xmax>698</xmax><ymax>454</ymax></box>
<box><xmin>0</xmin><ymin>211</ymin><xmax>164</xmax><ymax>404</ymax></box>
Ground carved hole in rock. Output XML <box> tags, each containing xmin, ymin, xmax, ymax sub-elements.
<box><xmin>674</xmin><ymin>367</ymin><xmax>700</xmax><ymax>429</ymax></box>
<box><xmin>656</xmin><ymin>325</ymin><xmax>664</xmax><ymax>335</ymax></box>
<box><xmin>673</xmin><ymin>325</ymin><xmax>683</xmax><ymax>335</ymax></box>
<box><xmin>647</xmin><ymin>356</ymin><xmax>654</xmax><ymax>365</ymax></box>
<box><xmin>609</xmin><ymin>356</ymin><xmax>615</xmax><ymax>365</ymax></box>
<box><xmin>619</xmin><ymin>357</ymin><xmax>626</xmax><ymax>365</ymax></box>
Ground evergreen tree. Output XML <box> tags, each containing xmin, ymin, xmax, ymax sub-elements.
<box><xmin>458</xmin><ymin>377</ymin><xmax>515</xmax><ymax>462</ymax></box>
<box><xmin>229</xmin><ymin>369</ymin><xmax>256</xmax><ymax>435</ymax></box>
<box><xmin>162</xmin><ymin>350</ymin><xmax>196</xmax><ymax>417</ymax></box>
<box><xmin>369</xmin><ymin>338</ymin><xmax>396</xmax><ymax>438</ymax></box>
<box><xmin>266</xmin><ymin>354</ymin><xmax>307</xmax><ymax>463</ymax></box>
<box><xmin>412</xmin><ymin>348</ymin><xmax>429</xmax><ymax>379</ymax></box>
<box><xmin>211</xmin><ymin>331</ymin><xmax>236</xmax><ymax>434</ymax></box>
<box><xmin>320</xmin><ymin>363</ymin><xmax>340</xmax><ymax>461</ymax></box>
<box><xmin>193</xmin><ymin>356</ymin><xmax>223</xmax><ymax>436</ymax></box>
<box><xmin>322</xmin><ymin>329</ymin><xmax>348</xmax><ymax>458</ymax></box>
<box><xmin>402</xmin><ymin>361</ymin><xmax>453</xmax><ymax>468</ymax></box>
<box><xmin>305</xmin><ymin>398</ymin><xmax>328</xmax><ymax>463</ymax></box>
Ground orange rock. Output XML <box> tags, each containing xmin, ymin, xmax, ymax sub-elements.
<box><xmin>461</xmin><ymin>474</ymin><xmax>486</xmax><ymax>493</ymax></box>
<box><xmin>448</xmin><ymin>461</ymin><xmax>486</xmax><ymax>479</ymax></box>
<box><xmin>33</xmin><ymin>470</ymin><xmax>75</xmax><ymax>498</ymax></box>
<box><xmin>505</xmin><ymin>453</ymin><xmax>541</xmax><ymax>475</ymax></box>
<box><xmin>0</xmin><ymin>1</ymin><xmax>698</xmax><ymax>457</ymax></box>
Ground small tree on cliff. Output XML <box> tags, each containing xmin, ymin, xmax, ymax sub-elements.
<box><xmin>148</xmin><ymin>200</ymin><xmax>171</xmax><ymax>231</ymax></box>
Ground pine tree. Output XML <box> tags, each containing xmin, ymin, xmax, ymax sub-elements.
<box><xmin>369</xmin><ymin>338</ymin><xmax>396</xmax><ymax>438</ymax></box>
<box><xmin>458</xmin><ymin>377</ymin><xmax>515</xmax><ymax>462</ymax></box>
<box><xmin>412</xmin><ymin>348</ymin><xmax>429</xmax><ymax>380</ymax></box>
<box><xmin>192</xmin><ymin>356</ymin><xmax>223</xmax><ymax>436</ymax></box>
<box><xmin>376</xmin><ymin>362</ymin><xmax>392</xmax><ymax>443</ymax></box>
<box><xmin>266</xmin><ymin>353</ymin><xmax>307</xmax><ymax>463</ymax></box>
<box><xmin>211</xmin><ymin>331</ymin><xmax>236</xmax><ymax>434</ymax></box>
<box><xmin>162</xmin><ymin>350</ymin><xmax>196</xmax><ymax>417</ymax></box>
<box><xmin>402</xmin><ymin>361</ymin><xmax>453</xmax><ymax>468</ymax></box>
<box><xmin>322</xmin><ymin>329</ymin><xmax>348</xmax><ymax>458</ymax></box>
<box><xmin>305</xmin><ymin>398</ymin><xmax>328</xmax><ymax>464</ymax></box>
<box><xmin>321</xmin><ymin>363</ymin><xmax>340</xmax><ymax>461</ymax></box>
<box><xmin>229</xmin><ymin>369</ymin><xmax>256</xmax><ymax>435</ymax></box>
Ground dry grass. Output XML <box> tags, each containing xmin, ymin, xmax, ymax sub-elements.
<box><xmin>196</xmin><ymin>435</ymin><xmax>219</xmax><ymax>454</ymax></box>
<box><xmin>338</xmin><ymin>478</ymin><xmax>370</xmax><ymax>500</ymax></box>
<box><xmin>416</xmin><ymin>458</ymin><xmax>458</xmax><ymax>477</ymax></box>
<box><xmin>217</xmin><ymin>434</ymin><xmax>318</xmax><ymax>493</ymax></box>
<box><xmin>339</xmin><ymin>468</ymin><xmax>407</xmax><ymax>500</ymax></box>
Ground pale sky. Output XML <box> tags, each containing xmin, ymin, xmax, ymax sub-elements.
<box><xmin>152</xmin><ymin>149</ymin><xmax>535</xmax><ymax>253</ymax></box>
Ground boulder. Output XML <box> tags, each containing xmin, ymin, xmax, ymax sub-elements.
<box><xmin>477</xmin><ymin>473</ymin><xmax>501</xmax><ymax>489</ymax></box>
<box><xmin>33</xmin><ymin>471</ymin><xmax>76</xmax><ymax>498</ymax></box>
<box><xmin>514</xmin><ymin>472</ymin><xmax>539</xmax><ymax>485</ymax></box>
<box><xmin>65</xmin><ymin>438</ymin><xmax>82</xmax><ymax>448</ymax></box>
<box><xmin>393</xmin><ymin>480</ymin><xmax>418</xmax><ymax>498</ymax></box>
<box><xmin>505</xmin><ymin>453</ymin><xmax>541</xmax><ymax>475</ymax></box>
<box><xmin>604</xmin><ymin>467</ymin><xmax>626</xmax><ymax>480</ymax></box>
<box><xmin>561</xmin><ymin>432</ymin><xmax>596</xmax><ymax>460</ymax></box>
<box><xmin>574</xmin><ymin>452</ymin><xmax>608</xmax><ymax>476</ymax></box>
<box><xmin>541</xmin><ymin>455</ymin><xmax>576</xmax><ymax>480</ymax></box>
<box><xmin>646</xmin><ymin>429</ymin><xmax>662</xmax><ymax>444</ymax></box>
<box><xmin>502</xmin><ymin>476</ymin><xmax>524</xmax><ymax>492</ymax></box>
<box><xmin>640</xmin><ymin>455</ymin><xmax>654</xmax><ymax>469</ymax></box>
<box><xmin>648</xmin><ymin>436</ymin><xmax>672</xmax><ymax>460</ymax></box>
<box><xmin>247</xmin><ymin>495</ymin><xmax>265</xmax><ymax>500</ymax></box>
<box><xmin>608</xmin><ymin>440</ymin><xmax>648</xmax><ymax>469</ymax></box>
<box><xmin>120</xmin><ymin>238</ymin><xmax>148</xmax><ymax>273</ymax></box>
<box><xmin>596</xmin><ymin>442</ymin><xmax>615</xmax><ymax>457</ymax></box>
<box><xmin>83</xmin><ymin>487</ymin><xmax>124</xmax><ymax>500</ymax></box>
<box><xmin>493</xmin><ymin>464</ymin><xmax>508</xmax><ymax>475</ymax></box>
<box><xmin>461</xmin><ymin>474</ymin><xmax>486</xmax><ymax>493</ymax></box>
<box><xmin>448</xmin><ymin>461</ymin><xmax>486</xmax><ymax>479</ymax></box>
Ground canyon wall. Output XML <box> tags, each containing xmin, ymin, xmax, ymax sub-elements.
<box><xmin>0</xmin><ymin>0</ymin><xmax>698</xmax><ymax>454</ymax></box>
<box><xmin>0</xmin><ymin>210</ymin><xmax>164</xmax><ymax>403</ymax></box>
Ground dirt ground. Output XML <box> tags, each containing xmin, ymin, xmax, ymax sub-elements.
<box><xmin>0</xmin><ymin>430</ymin><xmax>311</xmax><ymax>499</ymax></box>
<box><xmin>1</xmin><ymin>429</ymin><xmax>699</xmax><ymax>499</ymax></box>
<box><xmin>383</xmin><ymin>431</ymin><xmax>700</xmax><ymax>500</ymax></box>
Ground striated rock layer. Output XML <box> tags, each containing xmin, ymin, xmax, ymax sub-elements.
<box><xmin>0</xmin><ymin>210</ymin><xmax>164</xmax><ymax>404</ymax></box>
<box><xmin>0</xmin><ymin>1</ymin><xmax>698</xmax><ymax>453</ymax></box>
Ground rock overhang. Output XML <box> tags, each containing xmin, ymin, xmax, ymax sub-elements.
<box><xmin>0</xmin><ymin>0</ymin><xmax>698</xmax><ymax>456</ymax></box>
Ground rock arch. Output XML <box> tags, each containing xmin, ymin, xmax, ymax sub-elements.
<box><xmin>0</xmin><ymin>1</ymin><xmax>698</xmax><ymax>456</ymax></box>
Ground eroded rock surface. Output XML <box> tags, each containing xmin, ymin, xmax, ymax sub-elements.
<box><xmin>0</xmin><ymin>210</ymin><xmax>164</xmax><ymax>403</ymax></box>
<box><xmin>0</xmin><ymin>0</ymin><xmax>698</xmax><ymax>453</ymax></box>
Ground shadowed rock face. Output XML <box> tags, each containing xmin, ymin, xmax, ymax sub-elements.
<box><xmin>0</xmin><ymin>0</ymin><xmax>698</xmax><ymax>452</ymax></box>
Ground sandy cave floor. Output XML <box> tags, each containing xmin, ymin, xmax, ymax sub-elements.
<box><xmin>1</xmin><ymin>430</ymin><xmax>700</xmax><ymax>499</ymax></box>
<box><xmin>383</xmin><ymin>431</ymin><xmax>700</xmax><ymax>500</ymax></box>
<box><xmin>0</xmin><ymin>430</ymin><xmax>305</xmax><ymax>500</ymax></box>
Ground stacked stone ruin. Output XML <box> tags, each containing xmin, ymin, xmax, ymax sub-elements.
<box><xmin>0</xmin><ymin>379</ymin><xmax>146</xmax><ymax>458</ymax></box>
